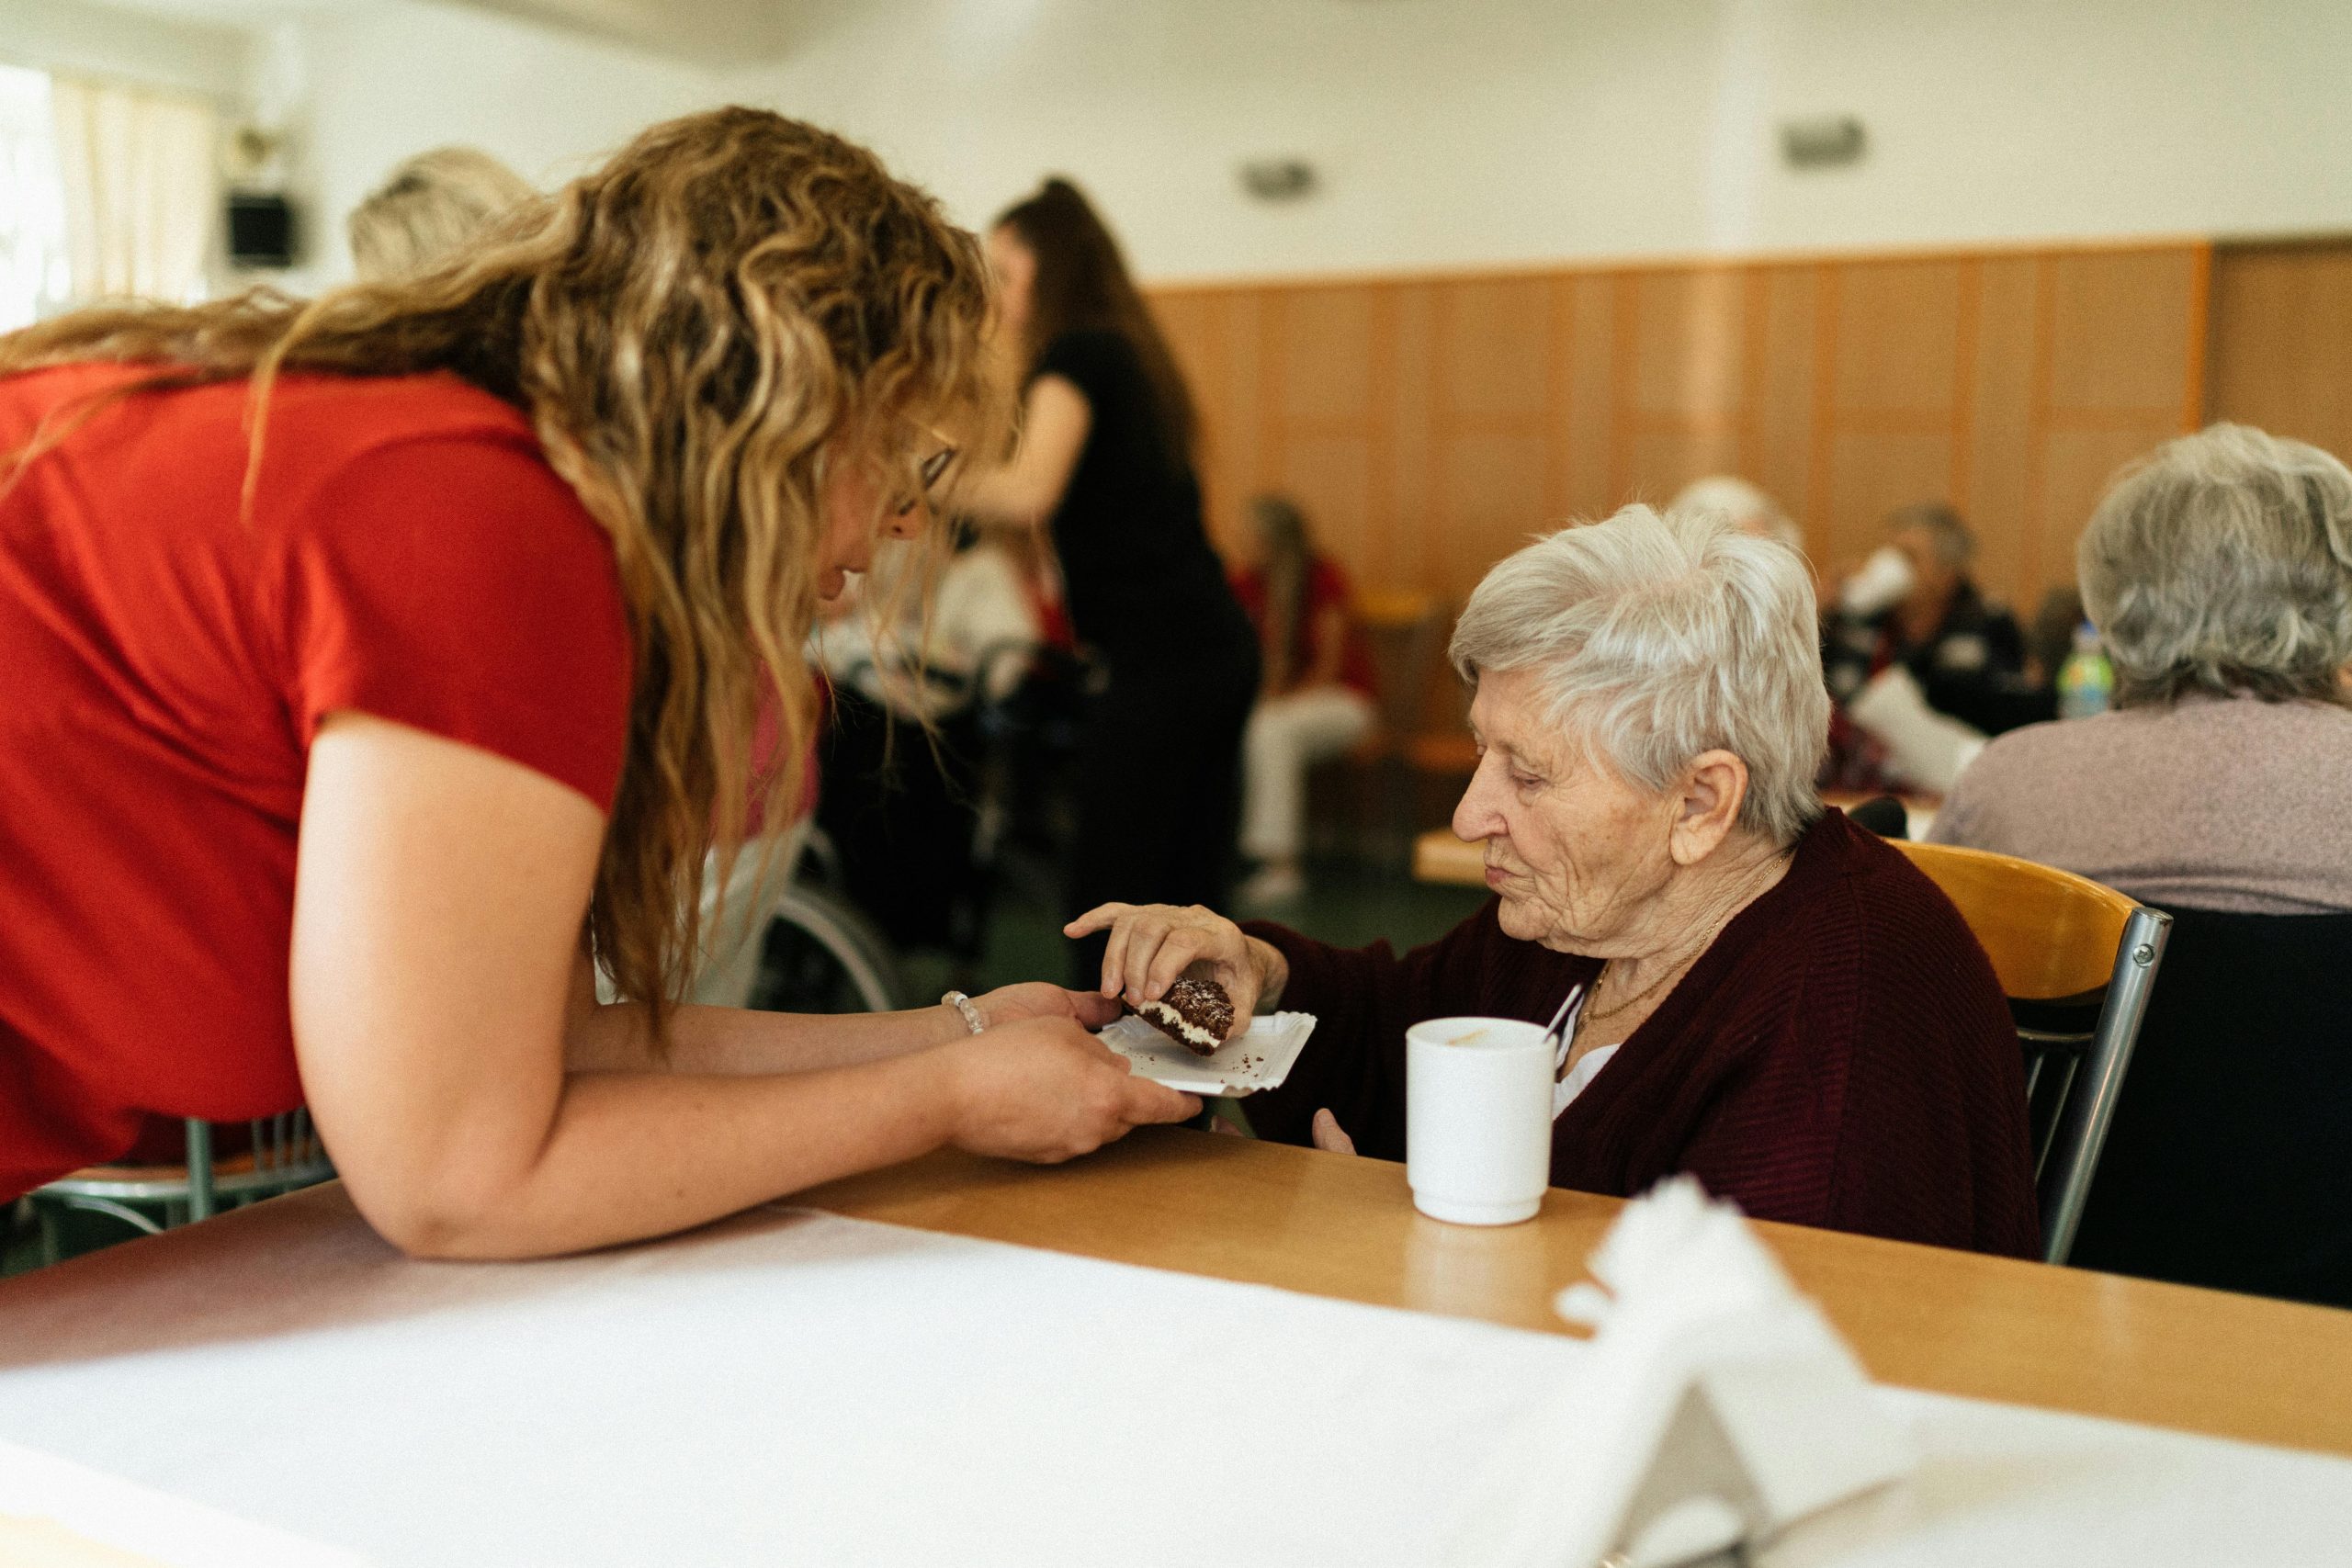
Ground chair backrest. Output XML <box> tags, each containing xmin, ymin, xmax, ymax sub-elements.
<box><xmin>1891</xmin><ymin>840</ymin><xmax>2173</xmax><ymax>1264</ymax></box>
<box><xmin>1353</xmin><ymin>590</ymin><xmax>1445</xmax><ymax>739</ymax></box>
<box><xmin>2068</xmin><ymin>906</ymin><xmax>2352</xmax><ymax>1309</ymax></box>
<box><xmin>1892</xmin><ymin>840</ymin><xmax>2134</xmax><ymax>999</ymax></box>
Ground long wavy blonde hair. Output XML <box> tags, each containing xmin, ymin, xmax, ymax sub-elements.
<box><xmin>0</xmin><ymin>107</ymin><xmax>1007</xmax><ymax>1033</ymax></box>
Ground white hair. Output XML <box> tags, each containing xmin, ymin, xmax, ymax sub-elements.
<box><xmin>2079</xmin><ymin>423</ymin><xmax>2352</xmax><ymax>707</ymax></box>
<box><xmin>1450</xmin><ymin>504</ymin><xmax>1829</xmax><ymax>847</ymax></box>
<box><xmin>1669</xmin><ymin>474</ymin><xmax>1805</xmax><ymax>556</ymax></box>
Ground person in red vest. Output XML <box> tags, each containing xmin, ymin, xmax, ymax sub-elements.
<box><xmin>0</xmin><ymin>108</ymin><xmax>1195</xmax><ymax>1258</ymax></box>
<box><xmin>1228</xmin><ymin>494</ymin><xmax>1378</xmax><ymax>907</ymax></box>
<box><xmin>1074</xmin><ymin>505</ymin><xmax>2038</xmax><ymax>1257</ymax></box>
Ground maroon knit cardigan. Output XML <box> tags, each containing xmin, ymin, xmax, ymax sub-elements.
<box><xmin>1242</xmin><ymin>810</ymin><xmax>2041</xmax><ymax>1258</ymax></box>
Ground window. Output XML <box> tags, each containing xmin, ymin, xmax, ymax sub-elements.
<box><xmin>0</xmin><ymin>63</ymin><xmax>72</xmax><ymax>331</ymax></box>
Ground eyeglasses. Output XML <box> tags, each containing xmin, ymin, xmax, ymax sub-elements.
<box><xmin>894</xmin><ymin>446</ymin><xmax>959</xmax><ymax>517</ymax></box>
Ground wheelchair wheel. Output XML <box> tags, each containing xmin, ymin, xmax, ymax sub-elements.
<box><xmin>749</xmin><ymin>881</ymin><xmax>910</xmax><ymax>1015</ymax></box>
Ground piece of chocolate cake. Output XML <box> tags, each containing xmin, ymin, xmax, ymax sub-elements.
<box><xmin>1132</xmin><ymin>976</ymin><xmax>1235</xmax><ymax>1056</ymax></box>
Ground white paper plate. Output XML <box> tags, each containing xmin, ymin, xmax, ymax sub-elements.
<box><xmin>1097</xmin><ymin>1010</ymin><xmax>1318</xmax><ymax>1097</ymax></box>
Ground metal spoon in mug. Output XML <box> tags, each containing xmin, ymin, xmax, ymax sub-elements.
<box><xmin>1540</xmin><ymin>982</ymin><xmax>1588</xmax><ymax>1074</ymax></box>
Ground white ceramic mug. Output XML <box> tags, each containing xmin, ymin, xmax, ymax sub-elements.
<box><xmin>1405</xmin><ymin>1017</ymin><xmax>1555</xmax><ymax>1225</ymax></box>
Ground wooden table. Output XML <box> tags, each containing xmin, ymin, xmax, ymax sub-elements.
<box><xmin>830</xmin><ymin>1130</ymin><xmax>2352</xmax><ymax>1454</ymax></box>
<box><xmin>9</xmin><ymin>1128</ymin><xmax>2352</xmax><ymax>1461</ymax></box>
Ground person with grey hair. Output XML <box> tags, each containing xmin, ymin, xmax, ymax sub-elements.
<box><xmin>1669</xmin><ymin>473</ymin><xmax>1805</xmax><ymax>556</ymax></box>
<box><xmin>1823</xmin><ymin>502</ymin><xmax>2045</xmax><ymax>787</ymax></box>
<box><xmin>347</xmin><ymin>147</ymin><xmax>537</xmax><ymax>280</ymax></box>
<box><xmin>1069</xmin><ymin>505</ymin><xmax>2037</xmax><ymax>1255</ymax></box>
<box><xmin>1933</xmin><ymin>423</ymin><xmax>2352</xmax><ymax>912</ymax></box>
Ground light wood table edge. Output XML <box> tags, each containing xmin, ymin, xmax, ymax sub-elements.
<box><xmin>801</xmin><ymin>1129</ymin><xmax>2352</xmax><ymax>1460</ymax></box>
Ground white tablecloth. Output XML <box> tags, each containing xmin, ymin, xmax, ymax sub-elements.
<box><xmin>1</xmin><ymin>1206</ymin><xmax>2346</xmax><ymax>1565</ymax></box>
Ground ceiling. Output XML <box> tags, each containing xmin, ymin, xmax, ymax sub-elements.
<box><xmin>77</xmin><ymin>0</ymin><xmax>831</xmax><ymax>64</ymax></box>
<box><xmin>447</xmin><ymin>0</ymin><xmax>820</xmax><ymax>62</ymax></box>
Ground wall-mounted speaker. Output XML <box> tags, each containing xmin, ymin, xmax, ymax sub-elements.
<box><xmin>227</xmin><ymin>193</ymin><xmax>298</xmax><ymax>268</ymax></box>
<box><xmin>1780</xmin><ymin>116</ymin><xmax>1867</xmax><ymax>170</ymax></box>
<box><xmin>1238</xmin><ymin>158</ymin><xmax>1317</xmax><ymax>202</ymax></box>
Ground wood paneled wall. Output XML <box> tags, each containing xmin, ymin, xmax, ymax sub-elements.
<box><xmin>1151</xmin><ymin>243</ymin><xmax>2210</xmax><ymax>619</ymax></box>
<box><xmin>2207</xmin><ymin>240</ymin><xmax>2352</xmax><ymax>464</ymax></box>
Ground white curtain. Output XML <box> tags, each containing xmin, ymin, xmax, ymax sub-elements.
<box><xmin>0</xmin><ymin>64</ymin><xmax>71</xmax><ymax>330</ymax></box>
<box><xmin>49</xmin><ymin>74</ymin><xmax>217</xmax><ymax>307</ymax></box>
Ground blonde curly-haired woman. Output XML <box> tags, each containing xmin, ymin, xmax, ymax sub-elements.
<box><xmin>0</xmin><ymin>109</ymin><xmax>1197</xmax><ymax>1259</ymax></box>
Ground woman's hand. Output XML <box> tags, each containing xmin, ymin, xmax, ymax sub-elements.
<box><xmin>1062</xmin><ymin>902</ymin><xmax>1286</xmax><ymax>1041</ymax></box>
<box><xmin>968</xmin><ymin>981</ymin><xmax>1123</xmax><ymax>1032</ymax></box>
<box><xmin>941</xmin><ymin>1017</ymin><xmax>1200</xmax><ymax>1163</ymax></box>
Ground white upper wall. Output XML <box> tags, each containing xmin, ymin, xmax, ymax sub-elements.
<box><xmin>287</xmin><ymin>0</ymin><xmax>719</xmax><ymax>286</ymax></box>
<box><xmin>6</xmin><ymin>0</ymin><xmax>255</xmax><ymax>102</ymax></box>
<box><xmin>22</xmin><ymin>0</ymin><xmax>2352</xmax><ymax>286</ymax></box>
<box><xmin>717</xmin><ymin>0</ymin><xmax>2352</xmax><ymax>281</ymax></box>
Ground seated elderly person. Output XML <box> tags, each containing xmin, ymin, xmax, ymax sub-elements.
<box><xmin>1823</xmin><ymin>504</ymin><xmax>2052</xmax><ymax>792</ymax></box>
<box><xmin>1933</xmin><ymin>424</ymin><xmax>2352</xmax><ymax>912</ymax></box>
<box><xmin>1073</xmin><ymin>505</ymin><xmax>2038</xmax><ymax>1256</ymax></box>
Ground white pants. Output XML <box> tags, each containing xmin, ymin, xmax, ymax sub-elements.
<box><xmin>1241</xmin><ymin>685</ymin><xmax>1378</xmax><ymax>863</ymax></box>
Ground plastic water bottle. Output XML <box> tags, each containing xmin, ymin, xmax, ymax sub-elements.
<box><xmin>2056</xmin><ymin>623</ymin><xmax>2113</xmax><ymax>720</ymax></box>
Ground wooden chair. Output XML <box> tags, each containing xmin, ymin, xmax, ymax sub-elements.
<box><xmin>1890</xmin><ymin>840</ymin><xmax>2173</xmax><ymax>1266</ymax></box>
<box><xmin>1308</xmin><ymin>589</ymin><xmax>1450</xmax><ymax>864</ymax></box>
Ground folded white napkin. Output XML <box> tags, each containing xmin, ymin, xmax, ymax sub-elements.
<box><xmin>1453</xmin><ymin>1178</ymin><xmax>1914</xmax><ymax>1568</ymax></box>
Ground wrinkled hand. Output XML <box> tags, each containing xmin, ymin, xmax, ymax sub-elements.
<box><xmin>941</xmin><ymin>1016</ymin><xmax>1200</xmax><ymax>1164</ymax></box>
<box><xmin>968</xmin><ymin>981</ymin><xmax>1123</xmax><ymax>1032</ymax></box>
<box><xmin>1311</xmin><ymin>1109</ymin><xmax>1356</xmax><ymax>1156</ymax></box>
<box><xmin>1062</xmin><ymin>902</ymin><xmax>1276</xmax><ymax>1041</ymax></box>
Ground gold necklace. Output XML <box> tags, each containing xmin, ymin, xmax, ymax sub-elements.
<box><xmin>1584</xmin><ymin>939</ymin><xmax>1709</xmax><ymax>1022</ymax></box>
<box><xmin>1580</xmin><ymin>856</ymin><xmax>1784</xmax><ymax>1026</ymax></box>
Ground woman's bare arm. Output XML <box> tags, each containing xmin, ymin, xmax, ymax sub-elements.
<box><xmin>563</xmin><ymin>977</ymin><xmax>1122</xmax><ymax>1076</ymax></box>
<box><xmin>955</xmin><ymin>375</ymin><xmax>1091</xmax><ymax>529</ymax></box>
<box><xmin>290</xmin><ymin>714</ymin><xmax>1194</xmax><ymax>1261</ymax></box>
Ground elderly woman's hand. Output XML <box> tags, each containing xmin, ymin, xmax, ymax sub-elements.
<box><xmin>1310</xmin><ymin>1109</ymin><xmax>1356</xmax><ymax>1156</ymax></box>
<box><xmin>1062</xmin><ymin>902</ymin><xmax>1287</xmax><ymax>1041</ymax></box>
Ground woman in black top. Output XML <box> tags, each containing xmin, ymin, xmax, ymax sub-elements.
<box><xmin>959</xmin><ymin>178</ymin><xmax>1261</xmax><ymax>988</ymax></box>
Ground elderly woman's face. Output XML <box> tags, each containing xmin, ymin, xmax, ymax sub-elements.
<box><xmin>1453</xmin><ymin>668</ymin><xmax>1680</xmax><ymax>952</ymax></box>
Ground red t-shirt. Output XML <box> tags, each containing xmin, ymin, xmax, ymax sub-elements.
<box><xmin>1230</xmin><ymin>556</ymin><xmax>1376</xmax><ymax>696</ymax></box>
<box><xmin>0</xmin><ymin>366</ymin><xmax>633</xmax><ymax>1201</ymax></box>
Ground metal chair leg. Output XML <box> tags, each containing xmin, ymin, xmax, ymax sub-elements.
<box><xmin>185</xmin><ymin>1119</ymin><xmax>214</xmax><ymax>1223</ymax></box>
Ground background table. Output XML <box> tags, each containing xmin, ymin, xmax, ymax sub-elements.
<box><xmin>1411</xmin><ymin>828</ymin><xmax>1487</xmax><ymax>886</ymax></box>
<box><xmin>1414</xmin><ymin>796</ymin><xmax>1942</xmax><ymax>886</ymax></box>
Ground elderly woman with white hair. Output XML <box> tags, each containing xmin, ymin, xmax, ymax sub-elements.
<box><xmin>1073</xmin><ymin>504</ymin><xmax>2039</xmax><ymax>1255</ymax></box>
<box><xmin>1933</xmin><ymin>424</ymin><xmax>2352</xmax><ymax>911</ymax></box>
